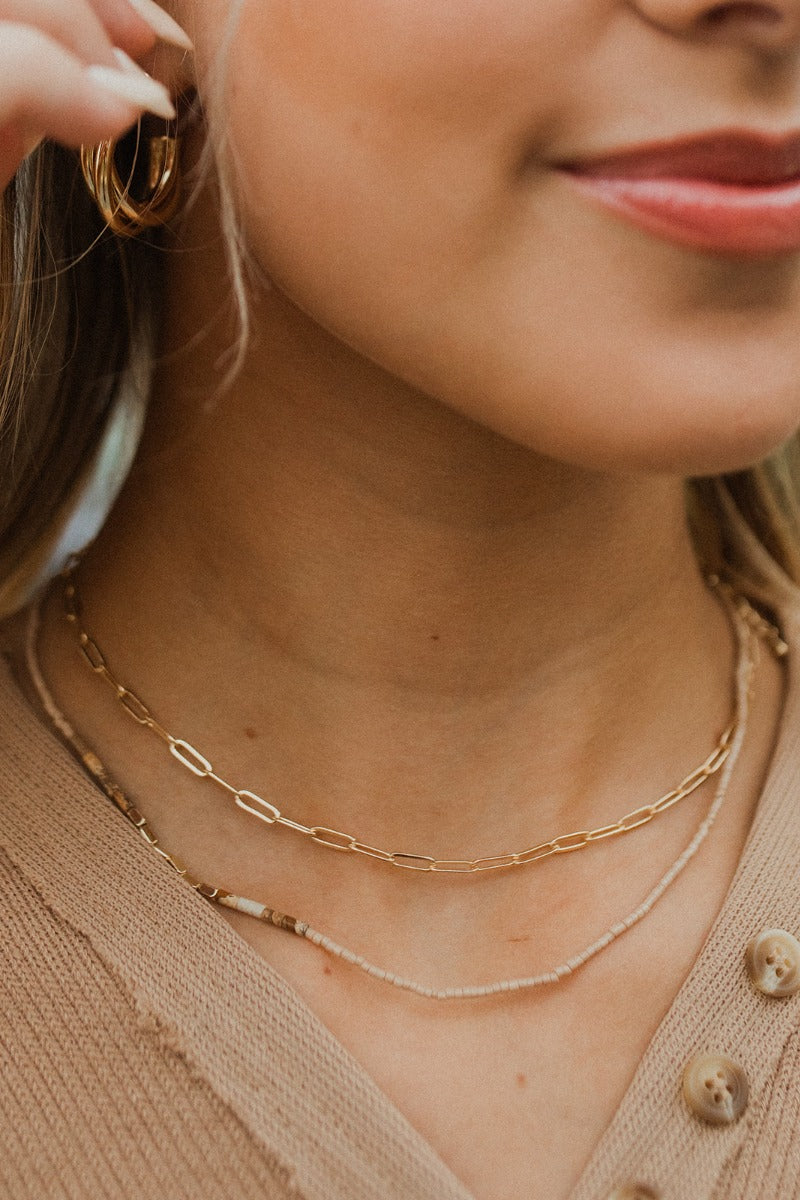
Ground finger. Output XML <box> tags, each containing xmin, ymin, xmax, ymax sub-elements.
<box><xmin>89</xmin><ymin>0</ymin><xmax>192</xmax><ymax>56</ymax></box>
<box><xmin>0</xmin><ymin>22</ymin><xmax>174</xmax><ymax>188</ymax></box>
<box><xmin>90</xmin><ymin>0</ymin><xmax>159</xmax><ymax>56</ymax></box>
<box><xmin>0</xmin><ymin>0</ymin><xmax>123</xmax><ymax>67</ymax></box>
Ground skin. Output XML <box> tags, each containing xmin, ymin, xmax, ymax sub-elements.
<box><xmin>3</xmin><ymin>0</ymin><xmax>800</xmax><ymax>1196</ymax></box>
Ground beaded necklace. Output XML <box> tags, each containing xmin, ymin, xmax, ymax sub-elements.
<box><xmin>24</xmin><ymin>583</ymin><xmax>760</xmax><ymax>1001</ymax></box>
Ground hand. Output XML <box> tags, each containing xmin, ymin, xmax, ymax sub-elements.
<box><xmin>0</xmin><ymin>0</ymin><xmax>189</xmax><ymax>191</ymax></box>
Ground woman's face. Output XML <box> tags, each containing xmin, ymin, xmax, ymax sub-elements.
<box><xmin>178</xmin><ymin>0</ymin><xmax>800</xmax><ymax>474</ymax></box>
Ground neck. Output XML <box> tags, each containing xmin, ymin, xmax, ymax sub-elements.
<box><xmin>67</xmin><ymin>252</ymin><xmax>733</xmax><ymax>864</ymax></box>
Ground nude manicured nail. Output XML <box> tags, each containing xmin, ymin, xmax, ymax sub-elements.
<box><xmin>86</xmin><ymin>64</ymin><xmax>176</xmax><ymax>121</ymax></box>
<box><xmin>126</xmin><ymin>0</ymin><xmax>194</xmax><ymax>50</ymax></box>
<box><xmin>113</xmin><ymin>47</ymin><xmax>152</xmax><ymax>76</ymax></box>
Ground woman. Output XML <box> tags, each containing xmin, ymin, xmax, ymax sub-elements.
<box><xmin>1</xmin><ymin>1</ymin><xmax>800</xmax><ymax>1197</ymax></box>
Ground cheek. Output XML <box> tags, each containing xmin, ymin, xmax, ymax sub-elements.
<box><xmin>202</xmin><ymin>0</ymin><xmax>800</xmax><ymax>477</ymax></box>
<box><xmin>218</xmin><ymin>0</ymin><xmax>580</xmax><ymax>287</ymax></box>
<box><xmin>215</xmin><ymin>0</ymin><xmax>583</xmax><ymax>360</ymax></box>
<box><xmin>431</xmin><ymin>213</ymin><xmax>800</xmax><ymax>475</ymax></box>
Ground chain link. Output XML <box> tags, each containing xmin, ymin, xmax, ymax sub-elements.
<box><xmin>26</xmin><ymin>583</ymin><xmax>759</xmax><ymax>1000</ymax></box>
<box><xmin>62</xmin><ymin>566</ymin><xmax>765</xmax><ymax>876</ymax></box>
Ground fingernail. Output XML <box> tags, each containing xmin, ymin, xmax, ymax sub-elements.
<box><xmin>126</xmin><ymin>0</ymin><xmax>194</xmax><ymax>51</ymax></box>
<box><xmin>113</xmin><ymin>47</ymin><xmax>151</xmax><ymax>75</ymax></box>
<box><xmin>86</xmin><ymin>64</ymin><xmax>176</xmax><ymax>121</ymax></box>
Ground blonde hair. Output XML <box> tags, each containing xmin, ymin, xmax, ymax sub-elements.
<box><xmin>0</xmin><ymin>136</ymin><xmax>162</xmax><ymax>610</ymax></box>
<box><xmin>1</xmin><ymin>51</ymin><xmax>799</xmax><ymax>608</ymax></box>
<box><xmin>0</xmin><ymin>5</ymin><xmax>253</xmax><ymax>612</ymax></box>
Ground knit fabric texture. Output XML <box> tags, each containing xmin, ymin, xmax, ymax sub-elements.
<box><xmin>1</xmin><ymin>545</ymin><xmax>800</xmax><ymax>1200</ymax></box>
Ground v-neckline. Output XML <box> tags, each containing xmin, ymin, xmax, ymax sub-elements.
<box><xmin>3</xmin><ymin>572</ymin><xmax>800</xmax><ymax>1199</ymax></box>
<box><xmin>566</xmin><ymin>582</ymin><xmax>800</xmax><ymax>1199</ymax></box>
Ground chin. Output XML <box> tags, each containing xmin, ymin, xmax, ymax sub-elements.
<box><xmin>608</xmin><ymin>403</ymin><xmax>800</xmax><ymax>478</ymax></box>
<box><xmin>650</xmin><ymin>433</ymin><xmax>796</xmax><ymax>478</ymax></box>
<box><xmin>495</xmin><ymin>392</ymin><xmax>800</xmax><ymax>479</ymax></box>
<box><xmin>624</xmin><ymin>321</ymin><xmax>800</xmax><ymax>476</ymax></box>
<box><xmin>545</xmin><ymin>353</ymin><xmax>800</xmax><ymax>478</ymax></box>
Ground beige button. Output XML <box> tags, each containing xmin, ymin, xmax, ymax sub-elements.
<box><xmin>682</xmin><ymin>1054</ymin><xmax>749</xmax><ymax>1126</ymax></box>
<box><xmin>746</xmin><ymin>928</ymin><xmax>800</xmax><ymax>998</ymax></box>
<box><xmin>607</xmin><ymin>1185</ymin><xmax>660</xmax><ymax>1200</ymax></box>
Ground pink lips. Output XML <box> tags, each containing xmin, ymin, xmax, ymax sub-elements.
<box><xmin>560</xmin><ymin>130</ymin><xmax>800</xmax><ymax>255</ymax></box>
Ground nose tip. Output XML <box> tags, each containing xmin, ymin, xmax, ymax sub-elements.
<box><xmin>635</xmin><ymin>0</ymin><xmax>800</xmax><ymax>50</ymax></box>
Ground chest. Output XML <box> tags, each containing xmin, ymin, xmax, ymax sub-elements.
<box><xmin>224</xmin><ymin>903</ymin><xmax>689</xmax><ymax>1200</ymax></box>
<box><xmin>321</xmin><ymin>986</ymin><xmax>664</xmax><ymax>1200</ymax></box>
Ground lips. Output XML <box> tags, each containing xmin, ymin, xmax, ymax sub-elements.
<box><xmin>559</xmin><ymin>130</ymin><xmax>800</xmax><ymax>255</ymax></box>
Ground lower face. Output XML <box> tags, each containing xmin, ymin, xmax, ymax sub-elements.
<box><xmin>185</xmin><ymin>0</ymin><xmax>800</xmax><ymax>475</ymax></box>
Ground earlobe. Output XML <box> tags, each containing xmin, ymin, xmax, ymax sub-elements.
<box><xmin>122</xmin><ymin>4</ymin><xmax>196</xmax><ymax>101</ymax></box>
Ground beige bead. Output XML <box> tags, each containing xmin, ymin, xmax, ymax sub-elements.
<box><xmin>682</xmin><ymin>1054</ymin><xmax>749</xmax><ymax>1126</ymax></box>
<box><xmin>607</xmin><ymin>1184</ymin><xmax>660</xmax><ymax>1200</ymax></box>
<box><xmin>746</xmin><ymin>928</ymin><xmax>800</xmax><ymax>998</ymax></box>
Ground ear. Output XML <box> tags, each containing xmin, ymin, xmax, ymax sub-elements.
<box><xmin>139</xmin><ymin>39</ymin><xmax>197</xmax><ymax>105</ymax></box>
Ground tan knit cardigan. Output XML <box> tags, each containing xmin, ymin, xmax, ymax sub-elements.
<box><xmin>2</xmin><ymin>560</ymin><xmax>800</xmax><ymax>1199</ymax></box>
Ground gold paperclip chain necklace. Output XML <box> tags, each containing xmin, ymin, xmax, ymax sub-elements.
<box><xmin>58</xmin><ymin>563</ymin><xmax>774</xmax><ymax>875</ymax></box>
<box><xmin>25</xmin><ymin>584</ymin><xmax>762</xmax><ymax>1000</ymax></box>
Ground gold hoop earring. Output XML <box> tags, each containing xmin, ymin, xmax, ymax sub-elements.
<box><xmin>80</xmin><ymin>118</ymin><xmax>181</xmax><ymax>238</ymax></box>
